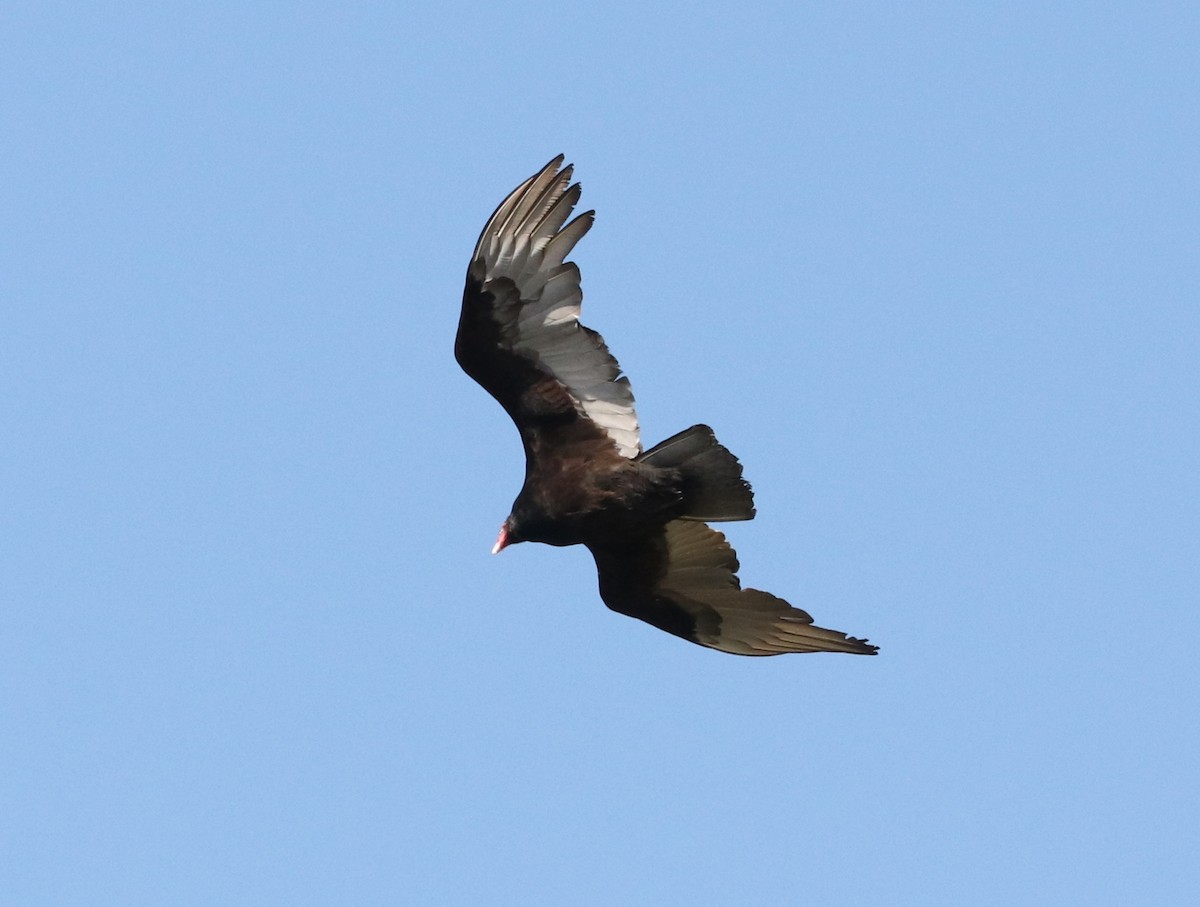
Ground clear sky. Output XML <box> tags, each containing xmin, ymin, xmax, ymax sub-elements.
<box><xmin>3</xmin><ymin>2</ymin><xmax>1197</xmax><ymax>904</ymax></box>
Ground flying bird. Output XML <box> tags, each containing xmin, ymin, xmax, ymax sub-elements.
<box><xmin>455</xmin><ymin>156</ymin><xmax>878</xmax><ymax>657</ymax></box>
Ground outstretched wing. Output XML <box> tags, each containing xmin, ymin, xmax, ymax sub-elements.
<box><xmin>590</xmin><ymin>520</ymin><xmax>879</xmax><ymax>656</ymax></box>
<box><xmin>455</xmin><ymin>156</ymin><xmax>641</xmax><ymax>461</ymax></box>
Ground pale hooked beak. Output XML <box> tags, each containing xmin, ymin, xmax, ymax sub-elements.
<box><xmin>491</xmin><ymin>524</ymin><xmax>511</xmax><ymax>555</ymax></box>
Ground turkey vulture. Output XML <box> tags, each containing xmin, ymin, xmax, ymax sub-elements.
<box><xmin>455</xmin><ymin>156</ymin><xmax>878</xmax><ymax>657</ymax></box>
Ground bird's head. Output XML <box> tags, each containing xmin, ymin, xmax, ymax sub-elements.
<box><xmin>491</xmin><ymin>514</ymin><xmax>520</xmax><ymax>555</ymax></box>
<box><xmin>492</xmin><ymin>498</ymin><xmax>554</xmax><ymax>553</ymax></box>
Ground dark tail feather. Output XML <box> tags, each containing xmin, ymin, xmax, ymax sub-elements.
<box><xmin>638</xmin><ymin>425</ymin><xmax>756</xmax><ymax>521</ymax></box>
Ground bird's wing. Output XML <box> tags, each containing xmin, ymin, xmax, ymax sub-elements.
<box><xmin>590</xmin><ymin>520</ymin><xmax>879</xmax><ymax>656</ymax></box>
<box><xmin>455</xmin><ymin>156</ymin><xmax>641</xmax><ymax>461</ymax></box>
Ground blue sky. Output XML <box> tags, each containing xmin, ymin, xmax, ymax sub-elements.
<box><xmin>3</xmin><ymin>2</ymin><xmax>1197</xmax><ymax>904</ymax></box>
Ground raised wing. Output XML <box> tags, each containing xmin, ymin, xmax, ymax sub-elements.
<box><xmin>455</xmin><ymin>156</ymin><xmax>641</xmax><ymax>459</ymax></box>
<box><xmin>590</xmin><ymin>520</ymin><xmax>879</xmax><ymax>656</ymax></box>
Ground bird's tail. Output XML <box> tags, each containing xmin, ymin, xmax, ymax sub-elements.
<box><xmin>638</xmin><ymin>425</ymin><xmax>756</xmax><ymax>522</ymax></box>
